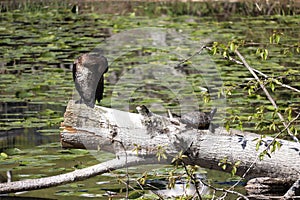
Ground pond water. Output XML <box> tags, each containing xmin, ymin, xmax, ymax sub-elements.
<box><xmin>0</xmin><ymin>1</ymin><xmax>299</xmax><ymax>199</ymax></box>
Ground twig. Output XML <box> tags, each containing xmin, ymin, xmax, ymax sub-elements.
<box><xmin>282</xmin><ymin>179</ymin><xmax>300</xmax><ymax>199</ymax></box>
<box><xmin>117</xmin><ymin>140</ymin><xmax>130</xmax><ymax>199</ymax></box>
<box><xmin>176</xmin><ymin>45</ymin><xmax>206</xmax><ymax>68</ymax></box>
<box><xmin>199</xmin><ymin>179</ymin><xmax>249</xmax><ymax>200</ymax></box>
<box><xmin>228</xmin><ymin>112</ymin><xmax>300</xmax><ymax>192</ymax></box>
<box><xmin>251</xmin><ymin>69</ymin><xmax>300</xmax><ymax>94</ymax></box>
<box><xmin>221</xmin><ymin>51</ymin><xmax>300</xmax><ymax>195</ymax></box>
<box><xmin>235</xmin><ymin>49</ymin><xmax>299</xmax><ymax>143</ymax></box>
<box><xmin>182</xmin><ymin>163</ymin><xmax>202</xmax><ymax>200</ymax></box>
<box><xmin>204</xmin><ymin>46</ymin><xmax>243</xmax><ymax>65</ymax></box>
<box><xmin>268</xmin><ymin>77</ymin><xmax>300</xmax><ymax>93</ymax></box>
<box><xmin>206</xmin><ymin>45</ymin><xmax>300</xmax><ymax>94</ymax></box>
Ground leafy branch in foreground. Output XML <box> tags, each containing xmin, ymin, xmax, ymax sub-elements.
<box><xmin>156</xmin><ymin>144</ymin><xmax>167</xmax><ymax>161</ymax></box>
<box><xmin>208</xmin><ymin>30</ymin><xmax>299</xmax><ymax>139</ymax></box>
<box><xmin>218</xmin><ymin>157</ymin><xmax>241</xmax><ymax>176</ymax></box>
<box><xmin>203</xmin><ymin>33</ymin><xmax>300</xmax><ymax>197</ymax></box>
<box><xmin>235</xmin><ymin>49</ymin><xmax>299</xmax><ymax>143</ymax></box>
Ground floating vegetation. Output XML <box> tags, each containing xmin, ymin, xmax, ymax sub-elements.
<box><xmin>0</xmin><ymin>1</ymin><xmax>299</xmax><ymax>199</ymax></box>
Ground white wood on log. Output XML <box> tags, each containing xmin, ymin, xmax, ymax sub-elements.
<box><xmin>61</xmin><ymin>100</ymin><xmax>300</xmax><ymax>180</ymax></box>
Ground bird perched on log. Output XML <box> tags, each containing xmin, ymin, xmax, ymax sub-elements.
<box><xmin>73</xmin><ymin>52</ymin><xmax>108</xmax><ymax>108</ymax></box>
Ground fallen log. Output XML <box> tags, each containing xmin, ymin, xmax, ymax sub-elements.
<box><xmin>61</xmin><ymin>100</ymin><xmax>300</xmax><ymax>181</ymax></box>
<box><xmin>1</xmin><ymin>101</ymin><xmax>299</xmax><ymax>195</ymax></box>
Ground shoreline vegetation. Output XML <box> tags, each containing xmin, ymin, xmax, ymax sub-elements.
<box><xmin>1</xmin><ymin>0</ymin><xmax>300</xmax><ymax>17</ymax></box>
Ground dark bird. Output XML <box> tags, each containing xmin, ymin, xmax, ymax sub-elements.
<box><xmin>73</xmin><ymin>52</ymin><xmax>108</xmax><ymax>108</ymax></box>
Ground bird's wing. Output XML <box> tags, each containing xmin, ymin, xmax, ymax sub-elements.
<box><xmin>95</xmin><ymin>76</ymin><xmax>104</xmax><ymax>103</ymax></box>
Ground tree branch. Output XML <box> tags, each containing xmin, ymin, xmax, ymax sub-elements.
<box><xmin>283</xmin><ymin>179</ymin><xmax>300</xmax><ymax>199</ymax></box>
<box><xmin>234</xmin><ymin>49</ymin><xmax>299</xmax><ymax>143</ymax></box>
<box><xmin>0</xmin><ymin>156</ymin><xmax>162</xmax><ymax>194</ymax></box>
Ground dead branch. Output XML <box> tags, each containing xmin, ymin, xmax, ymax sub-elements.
<box><xmin>0</xmin><ymin>156</ymin><xmax>162</xmax><ymax>194</ymax></box>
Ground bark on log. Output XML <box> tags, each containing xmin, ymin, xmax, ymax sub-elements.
<box><xmin>61</xmin><ymin>100</ymin><xmax>300</xmax><ymax>181</ymax></box>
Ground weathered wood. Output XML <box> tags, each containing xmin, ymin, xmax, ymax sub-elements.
<box><xmin>1</xmin><ymin>101</ymin><xmax>299</xmax><ymax>195</ymax></box>
<box><xmin>61</xmin><ymin>100</ymin><xmax>300</xmax><ymax>181</ymax></box>
<box><xmin>283</xmin><ymin>178</ymin><xmax>300</xmax><ymax>199</ymax></box>
<box><xmin>0</xmin><ymin>156</ymin><xmax>162</xmax><ymax>194</ymax></box>
<box><xmin>245</xmin><ymin>177</ymin><xmax>292</xmax><ymax>195</ymax></box>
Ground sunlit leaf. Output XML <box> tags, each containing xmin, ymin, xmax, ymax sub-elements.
<box><xmin>0</xmin><ymin>152</ymin><xmax>8</xmax><ymax>159</ymax></box>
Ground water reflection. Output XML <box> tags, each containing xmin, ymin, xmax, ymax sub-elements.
<box><xmin>0</xmin><ymin>102</ymin><xmax>63</xmax><ymax>150</ymax></box>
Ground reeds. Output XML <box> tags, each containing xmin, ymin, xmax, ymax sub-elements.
<box><xmin>1</xmin><ymin>0</ymin><xmax>299</xmax><ymax>16</ymax></box>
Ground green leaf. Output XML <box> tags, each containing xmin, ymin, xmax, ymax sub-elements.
<box><xmin>259</xmin><ymin>152</ymin><xmax>265</xmax><ymax>160</ymax></box>
<box><xmin>255</xmin><ymin>140</ymin><xmax>261</xmax><ymax>151</ymax></box>
<box><xmin>235</xmin><ymin>160</ymin><xmax>241</xmax><ymax>166</ymax></box>
<box><xmin>225</xmin><ymin>121</ymin><xmax>230</xmax><ymax>132</ymax></box>
<box><xmin>269</xmin><ymin>122</ymin><xmax>276</xmax><ymax>131</ymax></box>
<box><xmin>231</xmin><ymin>166</ymin><xmax>237</xmax><ymax>176</ymax></box>
<box><xmin>248</xmin><ymin>88</ymin><xmax>252</xmax><ymax>95</ymax></box>
<box><xmin>129</xmin><ymin>12</ymin><xmax>136</xmax><ymax>18</ymax></box>
<box><xmin>275</xmin><ymin>140</ymin><xmax>282</xmax><ymax>150</ymax></box>
<box><xmin>248</xmin><ymin>116</ymin><xmax>253</xmax><ymax>121</ymax></box>
<box><xmin>0</xmin><ymin>152</ymin><xmax>8</xmax><ymax>159</ymax></box>
<box><xmin>128</xmin><ymin>190</ymin><xmax>144</xmax><ymax>199</ymax></box>
<box><xmin>221</xmin><ymin>164</ymin><xmax>226</xmax><ymax>170</ymax></box>
<box><xmin>263</xmin><ymin>49</ymin><xmax>268</xmax><ymax>60</ymax></box>
<box><xmin>162</xmin><ymin>153</ymin><xmax>167</xmax><ymax>160</ymax></box>
<box><xmin>211</xmin><ymin>46</ymin><xmax>217</xmax><ymax>55</ymax></box>
<box><xmin>230</xmin><ymin>42</ymin><xmax>235</xmax><ymax>52</ymax></box>
<box><xmin>275</xmin><ymin>34</ymin><xmax>281</xmax><ymax>44</ymax></box>
<box><xmin>270</xmin><ymin>82</ymin><xmax>275</xmax><ymax>92</ymax></box>
<box><xmin>256</xmin><ymin>48</ymin><xmax>261</xmax><ymax>54</ymax></box>
<box><xmin>285</xmin><ymin>107</ymin><xmax>293</xmax><ymax>121</ymax></box>
<box><xmin>266</xmin><ymin>106</ymin><xmax>275</xmax><ymax>111</ymax></box>
<box><xmin>223</xmin><ymin>50</ymin><xmax>228</xmax><ymax>58</ymax></box>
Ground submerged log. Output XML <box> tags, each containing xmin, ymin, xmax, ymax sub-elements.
<box><xmin>61</xmin><ymin>100</ymin><xmax>300</xmax><ymax>181</ymax></box>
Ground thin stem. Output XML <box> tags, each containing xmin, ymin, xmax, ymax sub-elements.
<box><xmin>114</xmin><ymin>139</ymin><xmax>130</xmax><ymax>199</ymax></box>
<box><xmin>182</xmin><ymin>163</ymin><xmax>202</xmax><ymax>200</ymax></box>
<box><xmin>200</xmin><ymin>178</ymin><xmax>249</xmax><ymax>200</ymax></box>
<box><xmin>176</xmin><ymin>45</ymin><xmax>206</xmax><ymax>68</ymax></box>
<box><xmin>207</xmin><ymin>45</ymin><xmax>300</xmax><ymax>94</ymax></box>
<box><xmin>222</xmin><ymin>51</ymin><xmax>300</xmax><ymax>194</ymax></box>
<box><xmin>235</xmin><ymin>49</ymin><xmax>299</xmax><ymax>143</ymax></box>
